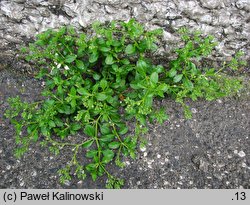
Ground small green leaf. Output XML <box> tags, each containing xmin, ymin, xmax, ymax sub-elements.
<box><xmin>84</xmin><ymin>125</ymin><xmax>95</xmax><ymax>137</ymax></box>
<box><xmin>105</xmin><ymin>55</ymin><xmax>114</xmax><ymax>65</ymax></box>
<box><xmin>86</xmin><ymin>151</ymin><xmax>98</xmax><ymax>158</ymax></box>
<box><xmin>137</xmin><ymin>59</ymin><xmax>147</xmax><ymax>69</ymax></box>
<box><xmin>119</xmin><ymin>127</ymin><xmax>128</xmax><ymax>135</ymax></box>
<box><xmin>100</xmin><ymin>125</ymin><xmax>110</xmax><ymax>135</ymax></box>
<box><xmin>41</xmin><ymin>126</ymin><xmax>49</xmax><ymax>137</ymax></box>
<box><xmin>77</xmin><ymin>88</ymin><xmax>90</xmax><ymax>96</ymax></box>
<box><xmin>121</xmin><ymin>59</ymin><xmax>130</xmax><ymax>65</ymax></box>
<box><xmin>157</xmin><ymin>83</ymin><xmax>169</xmax><ymax>92</ymax></box>
<box><xmin>144</xmin><ymin>95</ymin><xmax>153</xmax><ymax>107</ymax></box>
<box><xmin>86</xmin><ymin>163</ymin><xmax>97</xmax><ymax>170</ymax></box>
<box><xmin>102</xmin><ymin>149</ymin><xmax>114</xmax><ymax>163</ymax></box>
<box><xmin>48</xmin><ymin>120</ymin><xmax>56</xmax><ymax>128</ymax></box>
<box><xmin>108</xmin><ymin>141</ymin><xmax>120</xmax><ymax>149</ymax></box>
<box><xmin>89</xmin><ymin>52</ymin><xmax>98</xmax><ymax>63</ymax></box>
<box><xmin>82</xmin><ymin>140</ymin><xmax>94</xmax><ymax>148</ymax></box>
<box><xmin>173</xmin><ymin>74</ymin><xmax>183</xmax><ymax>83</ymax></box>
<box><xmin>100</xmin><ymin>79</ymin><xmax>108</xmax><ymax>90</ymax></box>
<box><xmin>100</xmin><ymin>134</ymin><xmax>115</xmax><ymax>142</ymax></box>
<box><xmin>65</xmin><ymin>55</ymin><xmax>77</xmax><ymax>63</ymax></box>
<box><xmin>33</xmin><ymin>130</ymin><xmax>39</xmax><ymax>142</ymax></box>
<box><xmin>76</xmin><ymin>60</ymin><xmax>85</xmax><ymax>70</ymax></box>
<box><xmin>96</xmin><ymin>93</ymin><xmax>107</xmax><ymax>101</ymax></box>
<box><xmin>71</xmin><ymin>123</ymin><xmax>81</xmax><ymax>131</ymax></box>
<box><xmin>169</xmin><ymin>69</ymin><xmax>177</xmax><ymax>77</ymax></box>
<box><xmin>150</xmin><ymin>72</ymin><xmax>158</xmax><ymax>84</ymax></box>
<box><xmin>183</xmin><ymin>78</ymin><xmax>194</xmax><ymax>90</ymax></box>
<box><xmin>91</xmin><ymin>172</ymin><xmax>98</xmax><ymax>181</ymax></box>
<box><xmin>125</xmin><ymin>44</ymin><xmax>135</xmax><ymax>54</ymax></box>
<box><xmin>100</xmin><ymin>47</ymin><xmax>110</xmax><ymax>52</ymax></box>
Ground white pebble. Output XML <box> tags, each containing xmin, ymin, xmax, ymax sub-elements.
<box><xmin>238</xmin><ymin>151</ymin><xmax>246</xmax><ymax>158</ymax></box>
<box><xmin>125</xmin><ymin>161</ymin><xmax>130</xmax><ymax>165</ymax></box>
<box><xmin>31</xmin><ymin>170</ymin><xmax>37</xmax><ymax>177</ymax></box>
<box><xmin>217</xmin><ymin>99</ymin><xmax>222</xmax><ymax>103</ymax></box>
<box><xmin>64</xmin><ymin>180</ymin><xmax>71</xmax><ymax>186</ymax></box>
<box><xmin>191</xmin><ymin>108</ymin><xmax>197</xmax><ymax>113</ymax></box>
<box><xmin>164</xmin><ymin>181</ymin><xmax>169</xmax><ymax>185</ymax></box>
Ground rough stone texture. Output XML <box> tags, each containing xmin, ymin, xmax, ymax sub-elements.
<box><xmin>0</xmin><ymin>0</ymin><xmax>250</xmax><ymax>66</ymax></box>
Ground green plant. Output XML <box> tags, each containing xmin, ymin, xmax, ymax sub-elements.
<box><xmin>4</xmin><ymin>19</ymin><xmax>245</xmax><ymax>188</ymax></box>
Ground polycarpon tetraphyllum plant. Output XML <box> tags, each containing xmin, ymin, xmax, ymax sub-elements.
<box><xmin>5</xmin><ymin>19</ymin><xmax>245</xmax><ymax>188</ymax></box>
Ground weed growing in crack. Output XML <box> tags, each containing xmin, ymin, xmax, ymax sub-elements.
<box><xmin>4</xmin><ymin>19</ymin><xmax>245</xmax><ymax>188</ymax></box>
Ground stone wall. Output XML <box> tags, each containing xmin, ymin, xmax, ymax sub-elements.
<box><xmin>0</xmin><ymin>0</ymin><xmax>250</xmax><ymax>67</ymax></box>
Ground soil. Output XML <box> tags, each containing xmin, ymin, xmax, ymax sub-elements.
<box><xmin>0</xmin><ymin>67</ymin><xmax>249</xmax><ymax>189</ymax></box>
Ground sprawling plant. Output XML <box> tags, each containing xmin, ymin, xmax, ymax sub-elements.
<box><xmin>4</xmin><ymin>19</ymin><xmax>245</xmax><ymax>188</ymax></box>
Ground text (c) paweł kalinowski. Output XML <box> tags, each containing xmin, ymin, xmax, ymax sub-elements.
<box><xmin>20</xmin><ymin>191</ymin><xmax>104</xmax><ymax>201</ymax></box>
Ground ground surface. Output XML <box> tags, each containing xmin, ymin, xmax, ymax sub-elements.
<box><xmin>0</xmin><ymin>67</ymin><xmax>250</xmax><ymax>189</ymax></box>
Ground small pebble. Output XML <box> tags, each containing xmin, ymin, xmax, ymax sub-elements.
<box><xmin>148</xmin><ymin>164</ymin><xmax>152</xmax><ymax>169</ymax></box>
<box><xmin>77</xmin><ymin>180</ymin><xmax>83</xmax><ymax>185</ymax></box>
<box><xmin>238</xmin><ymin>151</ymin><xmax>246</xmax><ymax>158</ymax></box>
<box><xmin>157</xmin><ymin>154</ymin><xmax>161</xmax><ymax>159</ymax></box>
<box><xmin>147</xmin><ymin>159</ymin><xmax>154</xmax><ymax>165</ymax></box>
<box><xmin>175</xmin><ymin>156</ymin><xmax>180</xmax><ymax>160</ymax></box>
<box><xmin>140</xmin><ymin>146</ymin><xmax>146</xmax><ymax>152</ymax></box>
<box><xmin>31</xmin><ymin>170</ymin><xmax>37</xmax><ymax>177</ymax></box>
<box><xmin>164</xmin><ymin>181</ymin><xmax>169</xmax><ymax>185</ymax></box>
<box><xmin>125</xmin><ymin>161</ymin><xmax>130</xmax><ymax>165</ymax></box>
<box><xmin>191</xmin><ymin>108</ymin><xmax>197</xmax><ymax>113</ymax></box>
<box><xmin>217</xmin><ymin>99</ymin><xmax>222</xmax><ymax>103</ymax></box>
<box><xmin>64</xmin><ymin>180</ymin><xmax>71</xmax><ymax>186</ymax></box>
<box><xmin>6</xmin><ymin>165</ymin><xmax>11</xmax><ymax>170</ymax></box>
<box><xmin>165</xmin><ymin>158</ymin><xmax>169</xmax><ymax>163</ymax></box>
